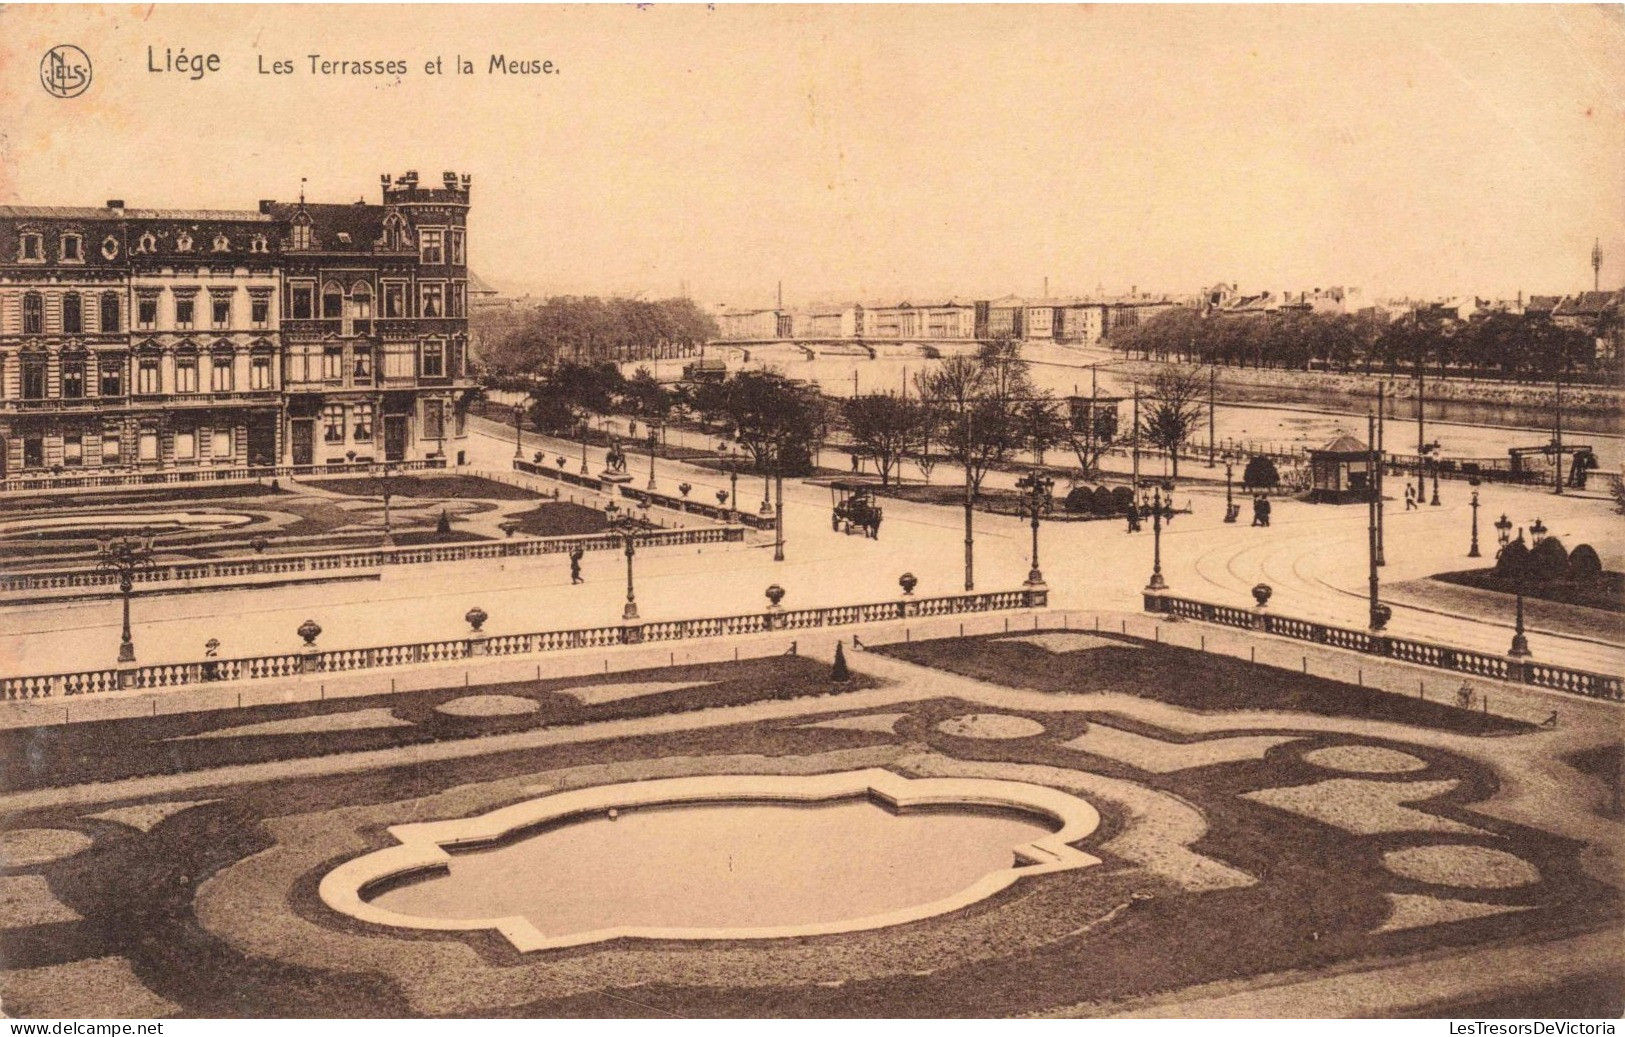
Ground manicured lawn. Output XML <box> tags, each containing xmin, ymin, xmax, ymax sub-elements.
<box><xmin>1432</xmin><ymin>568</ymin><xmax>1624</xmax><ymax>614</ymax></box>
<box><xmin>873</xmin><ymin>630</ymin><xmax>1531</xmax><ymax>735</ymax></box>
<box><xmin>0</xmin><ymin>655</ymin><xmax>879</xmax><ymax>791</ymax></box>
<box><xmin>2</xmin><ymin>673</ymin><xmax>1610</xmax><ymax>1017</ymax></box>
<box><xmin>311</xmin><ymin>475</ymin><xmax>540</xmax><ymax>502</ymax></box>
<box><xmin>506</xmin><ymin>501</ymin><xmax>621</xmax><ymax>537</ymax></box>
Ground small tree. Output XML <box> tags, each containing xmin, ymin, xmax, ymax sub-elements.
<box><xmin>1529</xmin><ymin>537</ymin><xmax>1570</xmax><ymax>583</ymax></box>
<box><xmin>1243</xmin><ymin>456</ymin><xmax>1280</xmax><ymax>489</ymax></box>
<box><xmin>1496</xmin><ymin>537</ymin><xmax>1531</xmax><ymax>579</ymax></box>
<box><xmin>1568</xmin><ymin>543</ymin><xmax>1602</xmax><ymax>580</ymax></box>
<box><xmin>1139</xmin><ymin>367</ymin><xmax>1207</xmax><ymax>478</ymax></box>
<box><xmin>832</xmin><ymin>641</ymin><xmax>851</xmax><ymax>682</ymax></box>
<box><xmin>843</xmin><ymin>394</ymin><xmax>925</xmax><ymax>487</ymax></box>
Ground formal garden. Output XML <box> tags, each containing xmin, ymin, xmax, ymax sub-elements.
<box><xmin>0</xmin><ymin>476</ymin><xmax>623</xmax><ymax>570</ymax></box>
<box><xmin>1</xmin><ymin>632</ymin><xmax>1617</xmax><ymax>1018</ymax></box>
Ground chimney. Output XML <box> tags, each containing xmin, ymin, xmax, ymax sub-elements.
<box><xmin>258</xmin><ymin>200</ymin><xmax>274</xmax><ymax>214</ymax></box>
<box><xmin>105</xmin><ymin>199</ymin><xmax>124</xmax><ymax>211</ymax></box>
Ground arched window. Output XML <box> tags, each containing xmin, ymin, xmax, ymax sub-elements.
<box><xmin>62</xmin><ymin>293</ymin><xmax>83</xmax><ymax>335</ymax></box>
<box><xmin>322</xmin><ymin>281</ymin><xmax>344</xmax><ymax>319</ymax></box>
<box><xmin>100</xmin><ymin>292</ymin><xmax>120</xmax><ymax>333</ymax></box>
<box><xmin>350</xmin><ymin>282</ymin><xmax>373</xmax><ymax>321</ymax></box>
<box><xmin>212</xmin><ymin>234</ymin><xmax>231</xmax><ymax>252</ymax></box>
<box><xmin>137</xmin><ymin>232</ymin><xmax>156</xmax><ymax>254</ymax></box>
<box><xmin>22</xmin><ymin>292</ymin><xmax>43</xmax><ymax>335</ymax></box>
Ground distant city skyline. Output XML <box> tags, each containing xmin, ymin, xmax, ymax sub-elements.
<box><xmin>3</xmin><ymin>5</ymin><xmax>1621</xmax><ymax>308</ymax></box>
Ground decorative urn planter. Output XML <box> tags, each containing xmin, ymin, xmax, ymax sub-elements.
<box><xmin>251</xmin><ymin>535</ymin><xmax>269</xmax><ymax>554</ymax></box>
<box><xmin>499</xmin><ymin>521</ymin><xmax>519</xmax><ymax>538</ymax></box>
<box><xmin>297</xmin><ymin>619</ymin><xmax>322</xmax><ymax>646</ymax></box>
<box><xmin>765</xmin><ymin>583</ymin><xmax>786</xmax><ymax>611</ymax></box>
<box><xmin>465</xmin><ymin>607</ymin><xmax>488</xmax><ymax>633</ymax></box>
<box><xmin>899</xmin><ymin>572</ymin><xmax>918</xmax><ymax>596</ymax></box>
<box><xmin>678</xmin><ymin>482</ymin><xmax>692</xmax><ymax>498</ymax></box>
<box><xmin>716</xmin><ymin>490</ymin><xmax>729</xmax><ymax>506</ymax></box>
<box><xmin>1251</xmin><ymin>583</ymin><xmax>1273</xmax><ymax>609</ymax></box>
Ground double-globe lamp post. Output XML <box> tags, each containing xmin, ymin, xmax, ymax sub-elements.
<box><xmin>1015</xmin><ymin>470</ymin><xmax>1053</xmax><ymax>587</ymax></box>
<box><xmin>97</xmin><ymin>530</ymin><xmax>157</xmax><ymax>663</ymax></box>
<box><xmin>605</xmin><ymin>502</ymin><xmax>640</xmax><ymax>621</ymax></box>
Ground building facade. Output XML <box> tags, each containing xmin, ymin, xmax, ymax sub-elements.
<box><xmin>0</xmin><ymin>171</ymin><xmax>473</xmax><ymax>481</ymax></box>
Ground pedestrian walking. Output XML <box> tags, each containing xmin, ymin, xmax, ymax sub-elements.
<box><xmin>1126</xmin><ymin>503</ymin><xmax>1141</xmax><ymax>533</ymax></box>
<box><xmin>1405</xmin><ymin>484</ymin><xmax>1416</xmax><ymax>510</ymax></box>
<box><xmin>1251</xmin><ymin>496</ymin><xmax>1266</xmax><ymax>527</ymax></box>
<box><xmin>569</xmin><ymin>546</ymin><xmax>584</xmax><ymax>584</ymax></box>
<box><xmin>1259</xmin><ymin>497</ymin><xmax>1272</xmax><ymax>527</ymax></box>
<box><xmin>850</xmin><ymin>452</ymin><xmax>860</xmax><ymax>473</ymax></box>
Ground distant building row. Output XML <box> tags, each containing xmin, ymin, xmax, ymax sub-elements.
<box><xmin>713</xmin><ymin>293</ymin><xmax>1187</xmax><ymax>346</ymax></box>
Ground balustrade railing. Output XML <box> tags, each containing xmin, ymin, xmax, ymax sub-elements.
<box><xmin>512</xmin><ymin>459</ymin><xmax>778</xmax><ymax>529</ymax></box>
<box><xmin>0</xmin><ymin>588</ymin><xmax>1041</xmax><ymax>701</ymax></box>
<box><xmin>0</xmin><ymin>525</ymin><xmax>745</xmax><ymax>595</ymax></box>
<box><xmin>1143</xmin><ymin>591</ymin><xmax>1623</xmax><ymax>703</ymax></box>
<box><xmin>0</xmin><ymin>457</ymin><xmax>446</xmax><ymax>495</ymax></box>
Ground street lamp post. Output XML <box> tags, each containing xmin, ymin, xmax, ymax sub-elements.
<box><xmin>606</xmin><ymin>504</ymin><xmax>639</xmax><ymax>621</ymax></box>
<box><xmin>1367</xmin><ymin>410</ymin><xmax>1389</xmax><ymax>631</ymax></box>
<box><xmin>773</xmin><ymin>468</ymin><xmax>785</xmax><ymax>562</ymax></box>
<box><xmin>97</xmin><ymin>530</ymin><xmax>157</xmax><ymax>664</ymax></box>
<box><xmin>1429</xmin><ymin>443</ymin><xmax>1442</xmax><ymax>506</ymax></box>
<box><xmin>377</xmin><ymin>462</ymin><xmax>397</xmax><ymax>547</ymax></box>
<box><xmin>1468</xmin><ymin>491</ymin><xmax>1481</xmax><ymax>558</ymax></box>
<box><xmin>512</xmin><ymin>401</ymin><xmax>524</xmax><ymax>459</ymax></box>
<box><xmin>1494</xmin><ymin>512</ymin><xmax>1513</xmax><ymax>548</ymax></box>
<box><xmin>647</xmin><ymin>426</ymin><xmax>658</xmax><ymax>491</ymax></box>
<box><xmin>1145</xmin><ymin>487</ymin><xmax>1169</xmax><ymax>592</ymax></box>
<box><xmin>1509</xmin><ymin>560</ymin><xmax>1531</xmax><ymax>658</ymax></box>
<box><xmin>1016</xmin><ymin>470</ymin><xmax>1053</xmax><ymax>587</ymax></box>
<box><xmin>1223</xmin><ymin>452</ymin><xmax>1237</xmax><ymax>523</ymax></box>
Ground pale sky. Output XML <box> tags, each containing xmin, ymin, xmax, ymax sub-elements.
<box><xmin>2</xmin><ymin>4</ymin><xmax>1621</xmax><ymax>308</ymax></box>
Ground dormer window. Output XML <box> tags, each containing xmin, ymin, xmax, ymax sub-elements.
<box><xmin>137</xmin><ymin>232</ymin><xmax>156</xmax><ymax>254</ymax></box>
<box><xmin>175</xmin><ymin>232</ymin><xmax>193</xmax><ymax>252</ymax></box>
<box><xmin>250</xmin><ymin>234</ymin><xmax>268</xmax><ymax>254</ymax></box>
<box><xmin>381</xmin><ymin>211</ymin><xmax>409</xmax><ymax>250</ymax></box>
<box><xmin>291</xmin><ymin>215</ymin><xmax>313</xmax><ymax>251</ymax></box>
<box><xmin>18</xmin><ymin>232</ymin><xmax>43</xmax><ymax>262</ymax></box>
<box><xmin>61</xmin><ymin>233</ymin><xmax>83</xmax><ymax>262</ymax></box>
<box><xmin>212</xmin><ymin>234</ymin><xmax>231</xmax><ymax>252</ymax></box>
<box><xmin>336</xmin><ymin>232</ymin><xmax>352</xmax><ymax>245</ymax></box>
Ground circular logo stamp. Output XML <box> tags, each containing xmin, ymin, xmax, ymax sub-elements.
<box><xmin>40</xmin><ymin>45</ymin><xmax>92</xmax><ymax>98</ymax></box>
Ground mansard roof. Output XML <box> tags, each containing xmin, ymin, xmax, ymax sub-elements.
<box><xmin>261</xmin><ymin>202</ymin><xmax>398</xmax><ymax>252</ymax></box>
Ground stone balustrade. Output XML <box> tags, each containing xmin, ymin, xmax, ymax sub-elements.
<box><xmin>1</xmin><ymin>586</ymin><xmax>1045</xmax><ymax>700</ymax></box>
<box><xmin>1144</xmin><ymin>591</ymin><xmax>1622</xmax><ymax>702</ymax></box>
<box><xmin>0</xmin><ymin>525</ymin><xmax>747</xmax><ymax>595</ymax></box>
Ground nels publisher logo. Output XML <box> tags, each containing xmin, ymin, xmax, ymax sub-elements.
<box><xmin>40</xmin><ymin>44</ymin><xmax>92</xmax><ymax>98</ymax></box>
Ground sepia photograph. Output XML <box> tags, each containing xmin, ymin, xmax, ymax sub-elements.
<box><xmin>0</xmin><ymin>2</ymin><xmax>1621</xmax><ymax>1023</ymax></box>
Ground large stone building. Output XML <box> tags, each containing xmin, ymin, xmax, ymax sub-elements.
<box><xmin>0</xmin><ymin>171</ymin><xmax>474</xmax><ymax>482</ymax></box>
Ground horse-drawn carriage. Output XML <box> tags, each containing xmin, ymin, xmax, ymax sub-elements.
<box><xmin>831</xmin><ymin>481</ymin><xmax>883</xmax><ymax>539</ymax></box>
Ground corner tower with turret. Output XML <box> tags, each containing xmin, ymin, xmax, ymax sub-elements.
<box><xmin>265</xmin><ymin>170</ymin><xmax>475</xmax><ymax>466</ymax></box>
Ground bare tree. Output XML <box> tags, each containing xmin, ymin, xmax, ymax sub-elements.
<box><xmin>842</xmin><ymin>394</ymin><xmax>925</xmax><ymax>487</ymax></box>
<box><xmin>1139</xmin><ymin>366</ymin><xmax>1207</xmax><ymax>478</ymax></box>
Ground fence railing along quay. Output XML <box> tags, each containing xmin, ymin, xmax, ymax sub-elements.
<box><xmin>512</xmin><ymin>458</ymin><xmax>778</xmax><ymax>530</ymax></box>
<box><xmin>0</xmin><ymin>525</ymin><xmax>745</xmax><ymax>596</ymax></box>
<box><xmin>0</xmin><ymin>587</ymin><xmax>1042</xmax><ymax>700</ymax></box>
<box><xmin>0</xmin><ymin>457</ymin><xmax>447</xmax><ymax>495</ymax></box>
<box><xmin>1143</xmin><ymin>591</ymin><xmax>1623</xmax><ymax>703</ymax></box>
